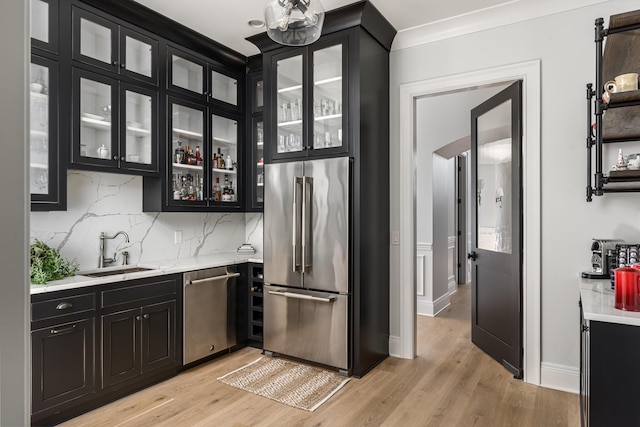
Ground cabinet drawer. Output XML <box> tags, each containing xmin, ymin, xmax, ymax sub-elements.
<box><xmin>32</xmin><ymin>293</ymin><xmax>95</xmax><ymax>322</ymax></box>
<box><xmin>101</xmin><ymin>278</ymin><xmax>177</xmax><ymax>309</ymax></box>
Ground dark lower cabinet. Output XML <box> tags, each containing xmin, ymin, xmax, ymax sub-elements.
<box><xmin>102</xmin><ymin>300</ymin><xmax>176</xmax><ymax>390</ymax></box>
<box><xmin>31</xmin><ymin>317</ymin><xmax>95</xmax><ymax>416</ymax></box>
<box><xmin>31</xmin><ymin>274</ymin><xmax>181</xmax><ymax>426</ymax></box>
<box><xmin>580</xmin><ymin>300</ymin><xmax>640</xmax><ymax>426</ymax></box>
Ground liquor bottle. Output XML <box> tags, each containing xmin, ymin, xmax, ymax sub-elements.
<box><xmin>196</xmin><ymin>174</ymin><xmax>203</xmax><ymax>201</ymax></box>
<box><xmin>186</xmin><ymin>174</ymin><xmax>195</xmax><ymax>200</ymax></box>
<box><xmin>226</xmin><ymin>154</ymin><xmax>233</xmax><ymax>170</ymax></box>
<box><xmin>174</xmin><ymin>140</ymin><xmax>185</xmax><ymax>164</ymax></box>
<box><xmin>195</xmin><ymin>145</ymin><xmax>202</xmax><ymax>166</ymax></box>
<box><xmin>229</xmin><ymin>180</ymin><xmax>235</xmax><ymax>201</ymax></box>
<box><xmin>186</xmin><ymin>145</ymin><xmax>196</xmax><ymax>165</ymax></box>
<box><xmin>222</xmin><ymin>174</ymin><xmax>231</xmax><ymax>201</ymax></box>
<box><xmin>213</xmin><ymin>177</ymin><xmax>221</xmax><ymax>201</ymax></box>
<box><xmin>217</xmin><ymin>148</ymin><xmax>224</xmax><ymax>169</ymax></box>
<box><xmin>172</xmin><ymin>177</ymin><xmax>181</xmax><ymax>200</ymax></box>
<box><xmin>180</xmin><ymin>176</ymin><xmax>187</xmax><ymax>200</ymax></box>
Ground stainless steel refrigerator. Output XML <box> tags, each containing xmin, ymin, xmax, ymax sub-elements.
<box><xmin>263</xmin><ymin>157</ymin><xmax>350</xmax><ymax>372</ymax></box>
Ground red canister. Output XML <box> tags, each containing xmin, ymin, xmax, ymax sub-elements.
<box><xmin>614</xmin><ymin>266</ymin><xmax>640</xmax><ymax>311</ymax></box>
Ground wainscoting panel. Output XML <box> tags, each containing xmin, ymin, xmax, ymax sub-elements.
<box><xmin>448</xmin><ymin>236</ymin><xmax>456</xmax><ymax>294</ymax></box>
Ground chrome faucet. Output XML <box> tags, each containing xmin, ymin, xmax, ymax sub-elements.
<box><xmin>99</xmin><ymin>231</ymin><xmax>130</xmax><ymax>268</ymax></box>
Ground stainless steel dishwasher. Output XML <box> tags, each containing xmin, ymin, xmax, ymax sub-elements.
<box><xmin>183</xmin><ymin>266</ymin><xmax>239</xmax><ymax>365</ymax></box>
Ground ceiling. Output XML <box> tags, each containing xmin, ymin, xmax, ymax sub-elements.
<box><xmin>131</xmin><ymin>0</ymin><xmax>519</xmax><ymax>56</ymax></box>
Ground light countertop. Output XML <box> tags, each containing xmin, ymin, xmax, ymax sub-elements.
<box><xmin>30</xmin><ymin>253</ymin><xmax>262</xmax><ymax>295</ymax></box>
<box><xmin>579</xmin><ymin>276</ymin><xmax>640</xmax><ymax>327</ymax></box>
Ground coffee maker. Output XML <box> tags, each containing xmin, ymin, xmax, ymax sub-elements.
<box><xmin>582</xmin><ymin>238</ymin><xmax>624</xmax><ymax>279</ymax></box>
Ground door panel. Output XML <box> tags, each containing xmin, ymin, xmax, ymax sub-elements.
<box><xmin>303</xmin><ymin>157</ymin><xmax>350</xmax><ymax>293</ymax></box>
<box><xmin>142</xmin><ymin>301</ymin><xmax>175</xmax><ymax>372</ymax></box>
<box><xmin>470</xmin><ymin>80</ymin><xmax>523</xmax><ymax>377</ymax></box>
<box><xmin>264</xmin><ymin>161</ymin><xmax>304</xmax><ymax>287</ymax></box>
<box><xmin>102</xmin><ymin>308</ymin><xmax>140</xmax><ymax>388</ymax></box>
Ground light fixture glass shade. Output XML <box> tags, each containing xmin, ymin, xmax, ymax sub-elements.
<box><xmin>264</xmin><ymin>0</ymin><xmax>325</xmax><ymax>46</ymax></box>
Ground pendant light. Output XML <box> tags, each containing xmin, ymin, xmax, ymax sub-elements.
<box><xmin>264</xmin><ymin>0</ymin><xmax>325</xmax><ymax>46</ymax></box>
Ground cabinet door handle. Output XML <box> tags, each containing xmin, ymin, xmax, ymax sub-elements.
<box><xmin>143</xmin><ymin>314</ymin><xmax>150</xmax><ymax>319</ymax></box>
<box><xmin>51</xmin><ymin>324</ymin><xmax>76</xmax><ymax>334</ymax></box>
<box><xmin>112</xmin><ymin>61</ymin><xmax>118</xmax><ymax>66</ymax></box>
<box><xmin>136</xmin><ymin>315</ymin><xmax>141</xmax><ymax>321</ymax></box>
<box><xmin>113</xmin><ymin>156</ymin><xmax>118</xmax><ymax>160</ymax></box>
<box><xmin>56</xmin><ymin>302</ymin><xmax>73</xmax><ymax>310</ymax></box>
<box><xmin>120</xmin><ymin>63</ymin><xmax>126</xmax><ymax>68</ymax></box>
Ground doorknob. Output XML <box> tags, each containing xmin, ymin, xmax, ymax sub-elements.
<box><xmin>467</xmin><ymin>251</ymin><xmax>477</xmax><ymax>261</ymax></box>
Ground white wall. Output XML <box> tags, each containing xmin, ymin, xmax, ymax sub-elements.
<box><xmin>391</xmin><ymin>0</ymin><xmax>640</xmax><ymax>391</ymax></box>
<box><xmin>30</xmin><ymin>171</ymin><xmax>262</xmax><ymax>271</ymax></box>
<box><xmin>0</xmin><ymin>0</ymin><xmax>30</xmax><ymax>424</ymax></box>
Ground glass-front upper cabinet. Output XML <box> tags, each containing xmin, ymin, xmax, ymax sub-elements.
<box><xmin>30</xmin><ymin>55</ymin><xmax>63</xmax><ymax>210</ymax></box>
<box><xmin>72</xmin><ymin>69</ymin><xmax>157</xmax><ymax>173</ymax></box>
<box><xmin>247</xmin><ymin>72</ymin><xmax>264</xmax><ymax>211</ymax></box>
<box><xmin>168</xmin><ymin>98</ymin><xmax>241</xmax><ymax>208</ymax></box>
<box><xmin>168</xmin><ymin>47</ymin><xmax>240</xmax><ymax>109</ymax></box>
<box><xmin>268</xmin><ymin>35</ymin><xmax>348</xmax><ymax>161</ymax></box>
<box><xmin>170</xmin><ymin>99</ymin><xmax>206</xmax><ymax>205</ymax></box>
<box><xmin>72</xmin><ymin>6</ymin><xmax>158</xmax><ymax>84</ymax></box>
<box><xmin>31</xmin><ymin>0</ymin><xmax>58</xmax><ymax>53</ymax></box>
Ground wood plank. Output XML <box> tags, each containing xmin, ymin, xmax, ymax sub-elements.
<box><xmin>60</xmin><ymin>284</ymin><xmax>579</xmax><ymax>427</ymax></box>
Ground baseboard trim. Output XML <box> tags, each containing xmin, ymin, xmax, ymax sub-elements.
<box><xmin>448</xmin><ymin>276</ymin><xmax>456</xmax><ymax>295</ymax></box>
<box><xmin>540</xmin><ymin>362</ymin><xmax>579</xmax><ymax>394</ymax></box>
<box><xmin>417</xmin><ymin>293</ymin><xmax>451</xmax><ymax>317</ymax></box>
<box><xmin>388</xmin><ymin>334</ymin><xmax>402</xmax><ymax>358</ymax></box>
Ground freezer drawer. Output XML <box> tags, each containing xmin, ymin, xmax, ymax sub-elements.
<box><xmin>264</xmin><ymin>285</ymin><xmax>348</xmax><ymax>371</ymax></box>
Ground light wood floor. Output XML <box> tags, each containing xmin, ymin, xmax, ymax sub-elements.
<box><xmin>61</xmin><ymin>284</ymin><xmax>579</xmax><ymax>427</ymax></box>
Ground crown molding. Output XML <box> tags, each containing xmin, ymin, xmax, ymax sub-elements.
<box><xmin>392</xmin><ymin>0</ymin><xmax>613</xmax><ymax>51</ymax></box>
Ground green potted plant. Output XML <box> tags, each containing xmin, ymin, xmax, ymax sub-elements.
<box><xmin>30</xmin><ymin>240</ymin><xmax>79</xmax><ymax>284</ymax></box>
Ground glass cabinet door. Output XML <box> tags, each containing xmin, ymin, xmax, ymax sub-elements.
<box><xmin>211</xmin><ymin>115</ymin><xmax>239</xmax><ymax>204</ymax></box>
<box><xmin>120</xmin><ymin>28</ymin><xmax>157</xmax><ymax>84</ymax></box>
<box><xmin>211</xmin><ymin>70</ymin><xmax>238</xmax><ymax>107</ymax></box>
<box><xmin>170</xmin><ymin>100</ymin><xmax>205</xmax><ymax>203</ymax></box>
<box><xmin>169</xmin><ymin>50</ymin><xmax>205</xmax><ymax>98</ymax></box>
<box><xmin>121</xmin><ymin>86</ymin><xmax>155</xmax><ymax>170</ymax></box>
<box><xmin>276</xmin><ymin>54</ymin><xmax>304</xmax><ymax>154</ymax></box>
<box><xmin>312</xmin><ymin>44</ymin><xmax>344</xmax><ymax>151</ymax></box>
<box><xmin>30</xmin><ymin>56</ymin><xmax>59</xmax><ymax>205</ymax></box>
<box><xmin>73</xmin><ymin>8</ymin><xmax>116</xmax><ymax>71</ymax></box>
<box><xmin>31</xmin><ymin>0</ymin><xmax>58</xmax><ymax>52</ymax></box>
<box><xmin>254</xmin><ymin>119</ymin><xmax>264</xmax><ymax>206</ymax></box>
<box><xmin>76</xmin><ymin>73</ymin><xmax>116</xmax><ymax>164</ymax></box>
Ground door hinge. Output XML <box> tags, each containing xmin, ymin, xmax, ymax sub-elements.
<box><xmin>458</xmin><ymin>230</ymin><xmax>462</xmax><ymax>236</ymax></box>
<box><xmin>457</xmin><ymin>262</ymin><xmax>461</xmax><ymax>268</ymax></box>
<box><xmin>457</xmin><ymin>198</ymin><xmax>462</xmax><ymax>204</ymax></box>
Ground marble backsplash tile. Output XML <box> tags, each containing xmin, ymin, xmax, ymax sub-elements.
<box><xmin>30</xmin><ymin>171</ymin><xmax>263</xmax><ymax>270</ymax></box>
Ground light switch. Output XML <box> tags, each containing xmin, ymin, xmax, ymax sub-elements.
<box><xmin>174</xmin><ymin>230</ymin><xmax>183</xmax><ymax>244</ymax></box>
<box><xmin>391</xmin><ymin>231</ymin><xmax>400</xmax><ymax>245</ymax></box>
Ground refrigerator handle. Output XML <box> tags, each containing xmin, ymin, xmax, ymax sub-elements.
<box><xmin>292</xmin><ymin>177</ymin><xmax>302</xmax><ymax>272</ymax></box>
<box><xmin>302</xmin><ymin>176</ymin><xmax>313</xmax><ymax>273</ymax></box>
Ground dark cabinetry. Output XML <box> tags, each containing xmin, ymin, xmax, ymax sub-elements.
<box><xmin>586</xmin><ymin>9</ymin><xmax>640</xmax><ymax>200</ymax></box>
<box><xmin>143</xmin><ymin>44</ymin><xmax>246</xmax><ymax>212</ymax></box>
<box><xmin>31</xmin><ymin>292</ymin><xmax>96</xmax><ymax>419</ymax></box>
<box><xmin>72</xmin><ymin>6</ymin><xmax>158</xmax><ymax>85</ymax></box>
<box><xmin>31</xmin><ymin>274</ymin><xmax>182</xmax><ymax>426</ymax></box>
<box><xmin>262</xmin><ymin>31</ymin><xmax>350</xmax><ymax>162</ymax></box>
<box><xmin>69</xmin><ymin>4</ymin><xmax>159</xmax><ymax>175</ymax></box>
<box><xmin>30</xmin><ymin>0</ymin><xmax>66</xmax><ymax>211</ymax></box>
<box><xmin>580</xmin><ymin>301</ymin><xmax>640</xmax><ymax>426</ymax></box>
<box><xmin>246</xmin><ymin>55</ymin><xmax>264</xmax><ymax>211</ymax></box>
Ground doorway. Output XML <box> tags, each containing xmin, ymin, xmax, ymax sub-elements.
<box><xmin>397</xmin><ymin>60</ymin><xmax>541</xmax><ymax>385</ymax></box>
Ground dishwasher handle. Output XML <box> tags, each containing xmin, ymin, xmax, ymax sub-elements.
<box><xmin>186</xmin><ymin>272</ymin><xmax>240</xmax><ymax>286</ymax></box>
<box><xmin>268</xmin><ymin>290</ymin><xmax>336</xmax><ymax>303</ymax></box>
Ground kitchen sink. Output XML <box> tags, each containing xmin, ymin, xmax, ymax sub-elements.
<box><xmin>80</xmin><ymin>266</ymin><xmax>155</xmax><ymax>277</ymax></box>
